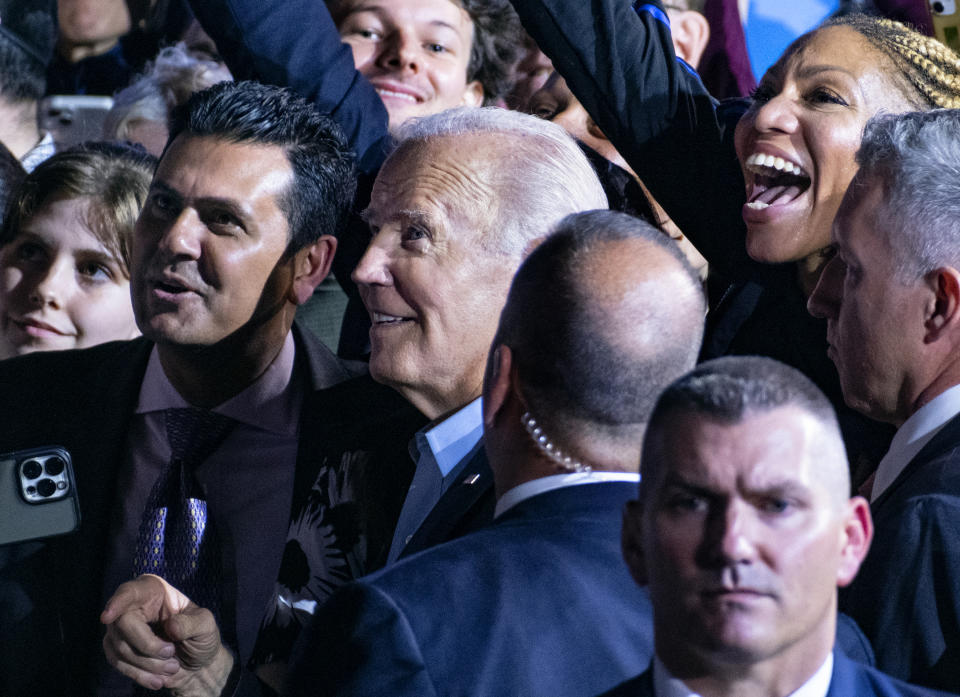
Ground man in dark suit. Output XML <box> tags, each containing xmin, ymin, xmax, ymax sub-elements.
<box><xmin>609</xmin><ymin>356</ymin><xmax>944</xmax><ymax>697</ymax></box>
<box><xmin>284</xmin><ymin>209</ymin><xmax>708</xmax><ymax>697</ymax></box>
<box><xmin>808</xmin><ymin>109</ymin><xmax>960</xmax><ymax>692</ymax></box>
<box><xmin>0</xmin><ymin>80</ymin><xmax>420</xmax><ymax>696</ymax></box>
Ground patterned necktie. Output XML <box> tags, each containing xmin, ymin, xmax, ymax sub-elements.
<box><xmin>133</xmin><ymin>408</ymin><xmax>235</xmax><ymax>615</ymax></box>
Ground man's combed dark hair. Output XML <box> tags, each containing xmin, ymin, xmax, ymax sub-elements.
<box><xmin>168</xmin><ymin>80</ymin><xmax>357</xmax><ymax>253</ymax></box>
<box><xmin>0</xmin><ymin>7</ymin><xmax>56</xmax><ymax>100</ymax></box>
<box><xmin>326</xmin><ymin>0</ymin><xmax>522</xmax><ymax>105</ymax></box>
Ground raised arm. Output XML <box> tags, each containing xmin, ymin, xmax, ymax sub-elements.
<box><xmin>187</xmin><ymin>0</ymin><xmax>390</xmax><ymax>175</ymax></box>
<box><xmin>510</xmin><ymin>0</ymin><xmax>752</xmax><ymax>276</ymax></box>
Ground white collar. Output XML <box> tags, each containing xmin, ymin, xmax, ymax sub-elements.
<box><xmin>494</xmin><ymin>471</ymin><xmax>639</xmax><ymax>518</ymax></box>
<box><xmin>873</xmin><ymin>383</ymin><xmax>960</xmax><ymax>501</ymax></box>
<box><xmin>652</xmin><ymin>652</ymin><xmax>833</xmax><ymax>697</ymax></box>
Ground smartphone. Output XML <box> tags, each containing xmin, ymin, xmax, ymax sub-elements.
<box><xmin>38</xmin><ymin>95</ymin><xmax>114</xmax><ymax>148</ymax></box>
<box><xmin>0</xmin><ymin>446</ymin><xmax>80</xmax><ymax>546</ymax></box>
<box><xmin>930</xmin><ymin>0</ymin><xmax>960</xmax><ymax>53</ymax></box>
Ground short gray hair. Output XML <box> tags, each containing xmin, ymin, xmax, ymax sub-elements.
<box><xmin>390</xmin><ymin>107</ymin><xmax>608</xmax><ymax>258</ymax></box>
<box><xmin>848</xmin><ymin>109</ymin><xmax>960</xmax><ymax>280</ymax></box>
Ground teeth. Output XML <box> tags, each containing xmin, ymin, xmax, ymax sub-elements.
<box><xmin>745</xmin><ymin>152</ymin><xmax>804</xmax><ymax>176</ymax></box>
<box><xmin>746</xmin><ymin>201</ymin><xmax>770</xmax><ymax>210</ymax></box>
<box><xmin>376</xmin><ymin>88</ymin><xmax>418</xmax><ymax>103</ymax></box>
<box><xmin>373</xmin><ymin>312</ymin><xmax>406</xmax><ymax>324</ymax></box>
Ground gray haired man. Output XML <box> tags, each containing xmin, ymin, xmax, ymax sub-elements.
<box><xmin>808</xmin><ymin>108</ymin><xmax>960</xmax><ymax>691</ymax></box>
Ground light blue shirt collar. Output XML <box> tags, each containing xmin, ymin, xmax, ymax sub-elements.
<box><xmin>422</xmin><ymin>397</ymin><xmax>483</xmax><ymax>477</ymax></box>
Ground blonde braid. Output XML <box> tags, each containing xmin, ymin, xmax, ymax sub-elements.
<box><xmin>826</xmin><ymin>14</ymin><xmax>960</xmax><ymax>109</ymax></box>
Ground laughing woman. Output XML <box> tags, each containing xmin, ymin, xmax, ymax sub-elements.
<box><xmin>510</xmin><ymin>0</ymin><xmax>960</xmax><ymax>475</ymax></box>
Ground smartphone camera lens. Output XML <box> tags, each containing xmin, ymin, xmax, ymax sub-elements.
<box><xmin>22</xmin><ymin>460</ymin><xmax>42</xmax><ymax>479</ymax></box>
<box><xmin>36</xmin><ymin>479</ymin><xmax>57</xmax><ymax>497</ymax></box>
<box><xmin>45</xmin><ymin>456</ymin><xmax>65</xmax><ymax>476</ymax></box>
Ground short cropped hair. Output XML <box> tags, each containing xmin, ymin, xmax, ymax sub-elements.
<box><xmin>327</xmin><ymin>0</ymin><xmax>522</xmax><ymax>105</ymax></box>
<box><xmin>641</xmin><ymin>356</ymin><xmax>847</xmax><ymax>498</ymax></box>
<box><xmin>168</xmin><ymin>80</ymin><xmax>357</xmax><ymax>253</ymax></box>
<box><xmin>495</xmin><ymin>210</ymin><xmax>705</xmax><ymax>440</ymax></box>
<box><xmin>0</xmin><ymin>6</ymin><xmax>56</xmax><ymax>101</ymax></box>
<box><xmin>0</xmin><ymin>142</ymin><xmax>157</xmax><ymax>275</ymax></box>
<box><xmin>844</xmin><ymin>109</ymin><xmax>960</xmax><ymax>281</ymax></box>
<box><xmin>391</xmin><ymin>106</ymin><xmax>607</xmax><ymax>258</ymax></box>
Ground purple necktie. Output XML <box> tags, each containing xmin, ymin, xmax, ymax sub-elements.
<box><xmin>133</xmin><ymin>408</ymin><xmax>234</xmax><ymax>615</ymax></box>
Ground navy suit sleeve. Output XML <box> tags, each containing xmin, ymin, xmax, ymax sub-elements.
<box><xmin>508</xmin><ymin>0</ymin><xmax>751</xmax><ymax>278</ymax></box>
<box><xmin>186</xmin><ymin>0</ymin><xmax>391</xmax><ymax>175</ymax></box>
<box><xmin>286</xmin><ymin>582</ymin><xmax>439</xmax><ymax>697</ymax></box>
<box><xmin>842</xmin><ymin>496</ymin><xmax>960</xmax><ymax>691</ymax></box>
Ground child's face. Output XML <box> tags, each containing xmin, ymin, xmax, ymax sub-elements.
<box><xmin>0</xmin><ymin>195</ymin><xmax>138</xmax><ymax>358</ymax></box>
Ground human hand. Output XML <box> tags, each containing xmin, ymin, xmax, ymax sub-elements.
<box><xmin>101</xmin><ymin>574</ymin><xmax>234</xmax><ymax>696</ymax></box>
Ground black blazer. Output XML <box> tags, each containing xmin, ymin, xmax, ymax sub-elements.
<box><xmin>0</xmin><ymin>326</ymin><xmax>421</xmax><ymax>696</ymax></box>
<box><xmin>841</xmin><ymin>412</ymin><xmax>960</xmax><ymax>692</ymax></box>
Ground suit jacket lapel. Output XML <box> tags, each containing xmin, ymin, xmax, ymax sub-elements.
<box><xmin>872</xmin><ymin>411</ymin><xmax>960</xmax><ymax>511</ymax></box>
<box><xmin>399</xmin><ymin>443</ymin><xmax>494</xmax><ymax>559</ymax></box>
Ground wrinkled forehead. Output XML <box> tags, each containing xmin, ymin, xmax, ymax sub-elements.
<box><xmin>367</xmin><ymin>135</ymin><xmax>500</xmax><ymax>223</ymax></box>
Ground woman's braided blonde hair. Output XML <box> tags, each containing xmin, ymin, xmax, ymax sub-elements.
<box><xmin>825</xmin><ymin>14</ymin><xmax>960</xmax><ymax>109</ymax></box>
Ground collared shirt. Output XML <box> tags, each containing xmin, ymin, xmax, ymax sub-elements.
<box><xmin>101</xmin><ymin>333</ymin><xmax>302</xmax><ymax>677</ymax></box>
<box><xmin>386</xmin><ymin>397</ymin><xmax>483</xmax><ymax>563</ymax></box>
<box><xmin>495</xmin><ymin>471</ymin><xmax>641</xmax><ymax>518</ymax></box>
<box><xmin>20</xmin><ymin>131</ymin><xmax>55</xmax><ymax>173</ymax></box>
<box><xmin>872</xmin><ymin>383</ymin><xmax>960</xmax><ymax>501</ymax></box>
<box><xmin>652</xmin><ymin>652</ymin><xmax>833</xmax><ymax>697</ymax></box>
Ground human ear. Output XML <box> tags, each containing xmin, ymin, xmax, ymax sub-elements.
<box><xmin>923</xmin><ymin>267</ymin><xmax>960</xmax><ymax>343</ymax></box>
<box><xmin>288</xmin><ymin>235</ymin><xmax>337</xmax><ymax>305</ymax></box>
<box><xmin>836</xmin><ymin>496</ymin><xmax>873</xmax><ymax>587</ymax></box>
<box><xmin>460</xmin><ymin>80</ymin><xmax>484</xmax><ymax>108</ymax></box>
<box><xmin>669</xmin><ymin>10</ymin><xmax>710</xmax><ymax>69</ymax></box>
<box><xmin>482</xmin><ymin>344</ymin><xmax>513</xmax><ymax>429</ymax></box>
<box><xmin>621</xmin><ymin>500</ymin><xmax>649</xmax><ymax>586</ymax></box>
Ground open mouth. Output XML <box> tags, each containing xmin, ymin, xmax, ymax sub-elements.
<box><xmin>375</xmin><ymin>88</ymin><xmax>421</xmax><ymax>104</ymax></box>
<box><xmin>743</xmin><ymin>152</ymin><xmax>811</xmax><ymax>211</ymax></box>
<box><xmin>372</xmin><ymin>311</ymin><xmax>413</xmax><ymax>326</ymax></box>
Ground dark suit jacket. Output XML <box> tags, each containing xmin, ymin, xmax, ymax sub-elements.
<box><xmin>598</xmin><ymin>651</ymin><xmax>953</xmax><ymax>697</ymax></box>
<box><xmin>0</xmin><ymin>325</ymin><xmax>423</xmax><ymax>696</ymax></box>
<box><xmin>396</xmin><ymin>443</ymin><xmax>495</xmax><ymax>560</ymax></box>
<box><xmin>841</xmin><ymin>412</ymin><xmax>960</xmax><ymax>692</ymax></box>
<box><xmin>286</xmin><ymin>481</ymin><xmax>655</xmax><ymax>697</ymax></box>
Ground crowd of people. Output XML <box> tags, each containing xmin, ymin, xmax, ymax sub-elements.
<box><xmin>1</xmin><ymin>0</ymin><xmax>960</xmax><ymax>696</ymax></box>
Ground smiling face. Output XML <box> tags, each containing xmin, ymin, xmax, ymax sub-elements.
<box><xmin>335</xmin><ymin>0</ymin><xmax>483</xmax><ymax>128</ymax></box>
<box><xmin>0</xmin><ymin>196</ymin><xmax>138</xmax><ymax>359</ymax></box>
<box><xmin>628</xmin><ymin>406</ymin><xmax>866</xmax><ymax>677</ymax></box>
<box><xmin>353</xmin><ymin>135</ymin><xmax>518</xmax><ymax>418</ymax></box>
<box><xmin>131</xmin><ymin>134</ymin><xmax>299</xmax><ymax>351</ymax></box>
<box><xmin>733</xmin><ymin>25</ymin><xmax>916</xmax><ymax>265</ymax></box>
<box><xmin>807</xmin><ymin>181</ymin><xmax>929</xmax><ymax>425</ymax></box>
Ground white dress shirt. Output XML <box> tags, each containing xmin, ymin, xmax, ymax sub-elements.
<box><xmin>494</xmin><ymin>471</ymin><xmax>640</xmax><ymax>518</ymax></box>
<box><xmin>872</xmin><ymin>383</ymin><xmax>960</xmax><ymax>501</ymax></box>
<box><xmin>652</xmin><ymin>652</ymin><xmax>833</xmax><ymax>697</ymax></box>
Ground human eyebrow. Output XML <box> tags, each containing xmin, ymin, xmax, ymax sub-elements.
<box><xmin>796</xmin><ymin>64</ymin><xmax>858</xmax><ymax>81</ymax></box>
